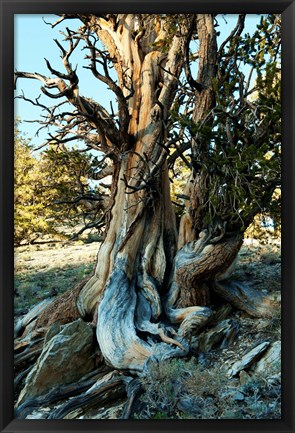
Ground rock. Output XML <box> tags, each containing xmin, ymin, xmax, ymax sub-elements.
<box><xmin>231</xmin><ymin>391</ymin><xmax>245</xmax><ymax>401</ymax></box>
<box><xmin>199</xmin><ymin>319</ymin><xmax>239</xmax><ymax>352</ymax></box>
<box><xmin>239</xmin><ymin>370</ymin><xmax>251</xmax><ymax>386</ymax></box>
<box><xmin>227</xmin><ymin>341</ymin><xmax>270</xmax><ymax>377</ymax></box>
<box><xmin>253</xmin><ymin>340</ymin><xmax>281</xmax><ymax>375</ymax></box>
<box><xmin>256</xmin><ymin>319</ymin><xmax>271</xmax><ymax>330</ymax></box>
<box><xmin>222</xmin><ymin>389</ymin><xmax>245</xmax><ymax>402</ymax></box>
<box><xmin>44</xmin><ymin>323</ymin><xmax>61</xmax><ymax>345</ymax></box>
<box><xmin>17</xmin><ymin>319</ymin><xmax>94</xmax><ymax>406</ymax></box>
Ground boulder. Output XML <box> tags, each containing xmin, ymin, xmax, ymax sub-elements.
<box><xmin>253</xmin><ymin>340</ymin><xmax>281</xmax><ymax>375</ymax></box>
<box><xmin>17</xmin><ymin>319</ymin><xmax>94</xmax><ymax>406</ymax></box>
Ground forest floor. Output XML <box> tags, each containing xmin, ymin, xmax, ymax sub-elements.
<box><xmin>14</xmin><ymin>239</ymin><xmax>99</xmax><ymax>315</ymax></box>
<box><xmin>14</xmin><ymin>237</ymin><xmax>281</xmax><ymax>420</ymax></box>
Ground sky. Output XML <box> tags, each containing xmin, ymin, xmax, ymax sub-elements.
<box><xmin>14</xmin><ymin>14</ymin><xmax>263</xmax><ymax>148</ymax></box>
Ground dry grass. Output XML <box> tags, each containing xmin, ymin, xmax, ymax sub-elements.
<box><xmin>14</xmin><ymin>240</ymin><xmax>100</xmax><ymax>314</ymax></box>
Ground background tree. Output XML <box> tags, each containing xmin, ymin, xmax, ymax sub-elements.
<box><xmin>14</xmin><ymin>13</ymin><xmax>281</xmax><ymax>381</ymax></box>
<box><xmin>14</xmin><ymin>122</ymin><xmax>110</xmax><ymax>244</ymax></box>
<box><xmin>14</xmin><ymin>123</ymin><xmax>60</xmax><ymax>245</ymax></box>
<box><xmin>42</xmin><ymin>144</ymin><xmax>109</xmax><ymax>239</ymax></box>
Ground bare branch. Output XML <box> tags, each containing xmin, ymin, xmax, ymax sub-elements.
<box><xmin>44</xmin><ymin>58</ymin><xmax>74</xmax><ymax>82</ymax></box>
<box><xmin>90</xmin><ymin>165</ymin><xmax>113</xmax><ymax>181</ymax></box>
<box><xmin>184</xmin><ymin>21</ymin><xmax>203</xmax><ymax>92</ymax></box>
<box><xmin>43</xmin><ymin>15</ymin><xmax>66</xmax><ymax>28</ymax></box>
<box><xmin>167</xmin><ymin>142</ymin><xmax>191</xmax><ymax>168</ymax></box>
<box><xmin>217</xmin><ymin>14</ymin><xmax>245</xmax><ymax>61</ymax></box>
<box><xmin>82</xmin><ymin>34</ymin><xmax>130</xmax><ymax>133</ymax></box>
<box><xmin>14</xmin><ymin>71</ymin><xmax>62</xmax><ymax>90</ymax></box>
<box><xmin>15</xmin><ymin>91</ymin><xmax>50</xmax><ymax>112</ymax></box>
<box><xmin>40</xmin><ymin>85</ymin><xmax>70</xmax><ymax>99</ymax></box>
<box><xmin>69</xmin><ymin>217</ymin><xmax>105</xmax><ymax>240</ymax></box>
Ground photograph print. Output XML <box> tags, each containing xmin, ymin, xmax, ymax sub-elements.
<box><xmin>14</xmin><ymin>13</ymin><xmax>281</xmax><ymax>420</ymax></box>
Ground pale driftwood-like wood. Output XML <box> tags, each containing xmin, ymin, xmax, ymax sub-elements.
<box><xmin>47</xmin><ymin>371</ymin><xmax>127</xmax><ymax>419</ymax></box>
<box><xmin>14</xmin><ymin>345</ymin><xmax>43</xmax><ymax>374</ymax></box>
<box><xmin>198</xmin><ymin>319</ymin><xmax>239</xmax><ymax>352</ymax></box>
<box><xmin>14</xmin><ymin>366</ymin><xmax>34</xmax><ymax>393</ymax></box>
<box><xmin>214</xmin><ymin>280</ymin><xmax>279</xmax><ymax>318</ymax></box>
<box><xmin>120</xmin><ymin>378</ymin><xmax>143</xmax><ymax>419</ymax></box>
<box><xmin>15</xmin><ymin>368</ymin><xmax>111</xmax><ymax>419</ymax></box>
<box><xmin>208</xmin><ymin>303</ymin><xmax>233</xmax><ymax>326</ymax></box>
<box><xmin>14</xmin><ymin>298</ymin><xmax>54</xmax><ymax>337</ymax></box>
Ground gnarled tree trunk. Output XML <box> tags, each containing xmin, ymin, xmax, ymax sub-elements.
<box><xmin>72</xmin><ymin>15</ymin><xmax>201</xmax><ymax>371</ymax></box>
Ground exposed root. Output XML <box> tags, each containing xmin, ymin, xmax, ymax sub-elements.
<box><xmin>14</xmin><ymin>339</ymin><xmax>44</xmax><ymax>374</ymax></box>
<box><xmin>214</xmin><ymin>279</ymin><xmax>280</xmax><ymax>318</ymax></box>
<box><xmin>121</xmin><ymin>378</ymin><xmax>143</xmax><ymax>419</ymax></box>
<box><xmin>47</xmin><ymin>371</ymin><xmax>127</xmax><ymax>419</ymax></box>
<box><xmin>15</xmin><ymin>367</ymin><xmax>112</xmax><ymax>419</ymax></box>
<box><xmin>158</xmin><ymin>328</ymin><xmax>186</xmax><ymax>351</ymax></box>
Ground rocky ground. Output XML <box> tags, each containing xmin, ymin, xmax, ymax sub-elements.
<box><xmin>14</xmin><ymin>238</ymin><xmax>281</xmax><ymax>420</ymax></box>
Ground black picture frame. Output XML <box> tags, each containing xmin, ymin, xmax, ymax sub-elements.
<box><xmin>1</xmin><ymin>1</ymin><xmax>294</xmax><ymax>432</ymax></box>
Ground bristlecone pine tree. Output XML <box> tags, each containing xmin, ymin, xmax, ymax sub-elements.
<box><xmin>15</xmin><ymin>13</ymin><xmax>281</xmax><ymax>392</ymax></box>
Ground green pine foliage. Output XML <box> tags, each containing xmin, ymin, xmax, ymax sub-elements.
<box><xmin>14</xmin><ymin>123</ymin><xmax>102</xmax><ymax>245</ymax></box>
<box><xmin>14</xmin><ymin>125</ymin><xmax>59</xmax><ymax>245</ymax></box>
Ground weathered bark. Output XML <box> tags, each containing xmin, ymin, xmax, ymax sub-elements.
<box><xmin>74</xmin><ymin>15</ymin><xmax>247</xmax><ymax>371</ymax></box>
<box><xmin>120</xmin><ymin>378</ymin><xmax>143</xmax><ymax>419</ymax></box>
<box><xmin>164</xmin><ymin>229</ymin><xmax>243</xmax><ymax>338</ymax></box>
<box><xmin>15</xmin><ymin>367</ymin><xmax>110</xmax><ymax>419</ymax></box>
<box><xmin>173</xmin><ymin>14</ymin><xmax>267</xmax><ymax>318</ymax></box>
<box><xmin>34</xmin><ymin>280</ymin><xmax>86</xmax><ymax>330</ymax></box>
<box><xmin>79</xmin><ymin>161</ymin><xmax>188</xmax><ymax>371</ymax></box>
<box><xmin>174</xmin><ymin>14</ymin><xmax>236</xmax><ymax>309</ymax></box>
